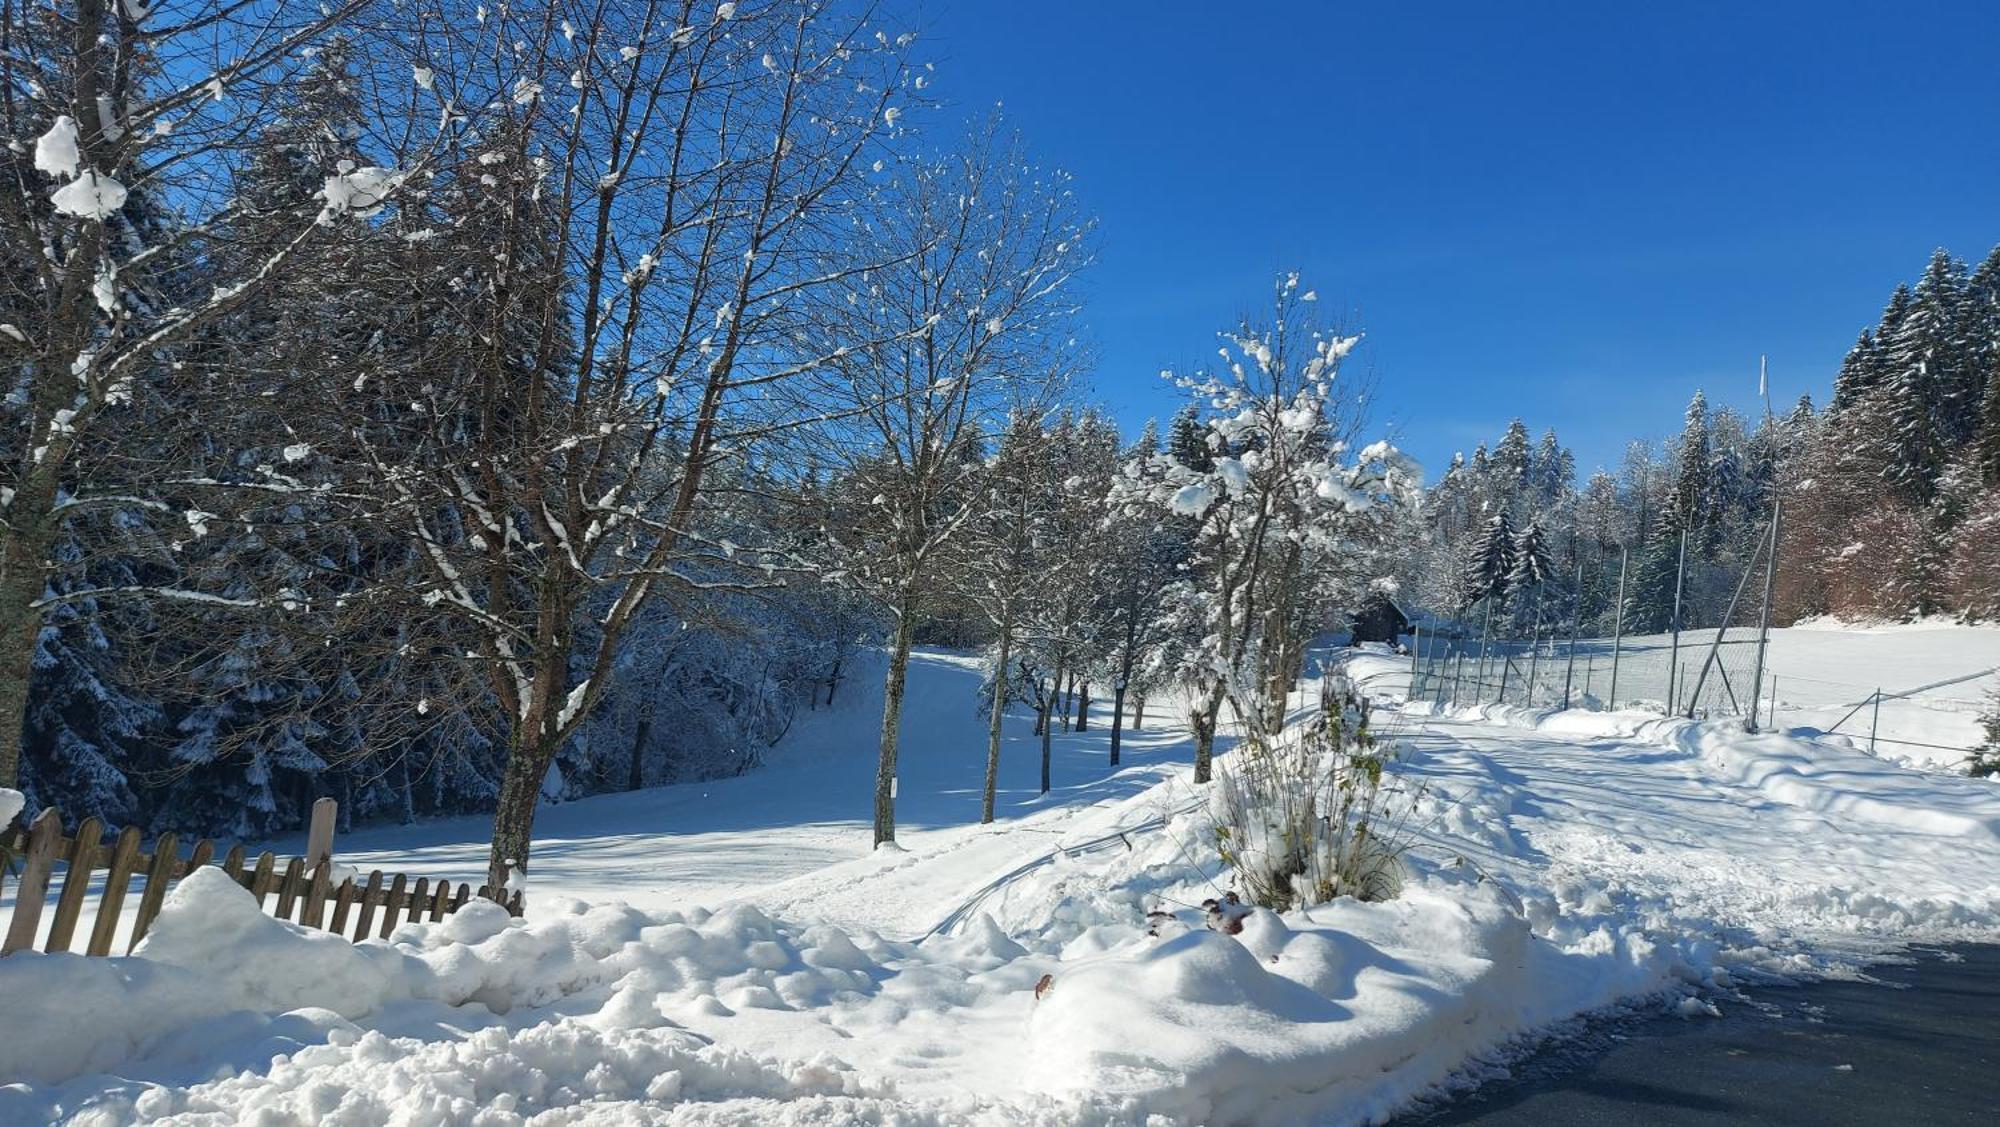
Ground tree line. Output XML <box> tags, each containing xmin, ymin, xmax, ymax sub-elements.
<box><xmin>1</xmin><ymin>2</ymin><xmax>1414</xmax><ymax>899</ymax></box>
<box><xmin>1400</xmin><ymin>244</ymin><xmax>2000</xmax><ymax>639</ymax></box>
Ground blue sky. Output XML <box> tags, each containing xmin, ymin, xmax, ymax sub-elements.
<box><xmin>921</xmin><ymin>0</ymin><xmax>2000</xmax><ymax>478</ymax></box>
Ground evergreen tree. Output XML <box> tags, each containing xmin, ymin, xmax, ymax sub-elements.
<box><xmin>1670</xmin><ymin>390</ymin><xmax>1712</xmax><ymax>543</ymax></box>
<box><xmin>1491</xmin><ymin>420</ymin><xmax>1533</xmax><ymax>504</ymax></box>
<box><xmin>1167</xmin><ymin>404</ymin><xmax>1213</xmax><ymax>471</ymax></box>
<box><xmin>1876</xmin><ymin>250</ymin><xmax>1969</xmax><ymax>504</ymax></box>
<box><xmin>1461</xmin><ymin>512</ymin><xmax>1517</xmax><ymax>609</ymax></box>
<box><xmin>1831</xmin><ymin>330</ymin><xmax>1878</xmax><ymax>411</ymax></box>
<box><xmin>1977</xmin><ymin>358</ymin><xmax>2000</xmax><ymax>487</ymax></box>
<box><xmin>1507</xmin><ymin>519</ymin><xmax>1555</xmax><ymax>591</ymax></box>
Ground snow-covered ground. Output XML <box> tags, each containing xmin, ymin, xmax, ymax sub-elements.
<box><xmin>5</xmin><ymin>641</ymin><xmax>2000</xmax><ymax>1124</ymax></box>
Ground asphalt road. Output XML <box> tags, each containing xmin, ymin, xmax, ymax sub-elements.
<box><xmin>1407</xmin><ymin>945</ymin><xmax>2000</xmax><ymax>1125</ymax></box>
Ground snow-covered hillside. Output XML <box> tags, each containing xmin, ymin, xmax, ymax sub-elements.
<box><xmin>5</xmin><ymin>642</ymin><xmax>2000</xmax><ymax>1124</ymax></box>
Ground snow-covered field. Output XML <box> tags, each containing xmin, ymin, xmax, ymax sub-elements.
<box><xmin>5</xmin><ymin>639</ymin><xmax>2000</xmax><ymax>1124</ymax></box>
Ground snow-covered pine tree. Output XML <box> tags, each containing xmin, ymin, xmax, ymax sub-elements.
<box><xmin>0</xmin><ymin>0</ymin><xmax>378</xmax><ymax>791</ymax></box>
<box><xmin>1877</xmin><ymin>250</ymin><xmax>1969</xmax><ymax>505</ymax></box>
<box><xmin>1490</xmin><ymin>420</ymin><xmax>1533</xmax><ymax>507</ymax></box>
<box><xmin>1460</xmin><ymin>512</ymin><xmax>1517</xmax><ymax>611</ymax></box>
<box><xmin>1832</xmin><ymin>330</ymin><xmax>1880</xmax><ymax>411</ymax></box>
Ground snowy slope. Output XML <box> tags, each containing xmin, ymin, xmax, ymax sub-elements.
<box><xmin>7</xmin><ymin>643</ymin><xmax>2000</xmax><ymax>1124</ymax></box>
<box><xmin>0</xmin><ymin>649</ymin><xmax>1194</xmax><ymax>951</ymax></box>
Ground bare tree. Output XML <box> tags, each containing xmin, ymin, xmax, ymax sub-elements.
<box><xmin>814</xmin><ymin>122</ymin><xmax>1088</xmax><ymax>846</ymax></box>
<box><xmin>309</xmin><ymin>0</ymin><xmax>919</xmax><ymax>899</ymax></box>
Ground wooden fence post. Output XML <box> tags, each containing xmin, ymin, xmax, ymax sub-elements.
<box><xmin>2</xmin><ymin>809</ymin><xmax>62</xmax><ymax>955</ymax></box>
<box><xmin>127</xmin><ymin>831</ymin><xmax>179</xmax><ymax>953</ymax></box>
<box><xmin>305</xmin><ymin>798</ymin><xmax>337</xmax><ymax>871</ymax></box>
<box><xmin>87</xmin><ymin>826</ymin><xmax>142</xmax><ymax>957</ymax></box>
<box><xmin>45</xmin><ymin>816</ymin><xmax>104</xmax><ymax>953</ymax></box>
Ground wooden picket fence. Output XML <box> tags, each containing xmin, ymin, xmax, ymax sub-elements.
<box><xmin>0</xmin><ymin>798</ymin><xmax>520</xmax><ymax>958</ymax></box>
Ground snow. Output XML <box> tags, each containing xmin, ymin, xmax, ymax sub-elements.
<box><xmin>0</xmin><ymin>787</ymin><xmax>21</xmax><ymax>827</ymax></box>
<box><xmin>8</xmin><ymin>642</ymin><xmax>2000</xmax><ymax>1122</ymax></box>
<box><xmin>33</xmin><ymin>115</ymin><xmax>80</xmax><ymax>179</ymax></box>
<box><xmin>1168</xmin><ymin>480</ymin><xmax>1215</xmax><ymax>516</ymax></box>
<box><xmin>50</xmin><ymin>169</ymin><xmax>127</xmax><ymax>219</ymax></box>
<box><xmin>319</xmin><ymin>166</ymin><xmax>403</xmax><ymax>216</ymax></box>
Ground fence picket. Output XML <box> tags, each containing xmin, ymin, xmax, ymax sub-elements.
<box><xmin>274</xmin><ymin>857</ymin><xmax>306</xmax><ymax>922</ymax></box>
<box><xmin>353</xmin><ymin>871</ymin><xmax>384</xmax><ymax>941</ymax></box>
<box><xmin>184</xmin><ymin>839</ymin><xmax>215</xmax><ymax>879</ymax></box>
<box><xmin>45</xmin><ymin>816</ymin><xmax>104</xmax><ymax>953</ymax></box>
<box><xmin>2</xmin><ymin>809</ymin><xmax>62</xmax><ymax>955</ymax></box>
<box><xmin>406</xmin><ymin>878</ymin><xmax>430</xmax><ymax>926</ymax></box>
<box><xmin>128</xmin><ymin>831</ymin><xmax>180</xmax><ymax>953</ymax></box>
<box><xmin>379</xmin><ymin>874</ymin><xmax>407</xmax><ymax>939</ymax></box>
<box><xmin>302</xmin><ymin>860</ymin><xmax>333</xmax><ymax>929</ymax></box>
<box><xmin>87</xmin><ymin>826</ymin><xmax>142</xmax><ymax>957</ymax></box>
<box><xmin>248</xmin><ymin>852</ymin><xmax>278</xmax><ymax>907</ymax></box>
<box><xmin>329</xmin><ymin>876</ymin><xmax>358</xmax><ymax>935</ymax></box>
<box><xmin>1</xmin><ymin>797</ymin><xmax>493</xmax><ymax>958</ymax></box>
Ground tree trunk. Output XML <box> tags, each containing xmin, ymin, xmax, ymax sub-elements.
<box><xmin>486</xmin><ymin>732</ymin><xmax>551</xmax><ymax>911</ymax></box>
<box><xmin>1191</xmin><ymin>682</ymin><xmax>1225</xmax><ymax>784</ymax></box>
<box><xmin>0</xmin><ymin>517</ymin><xmax>54</xmax><ymax>790</ymax></box>
<box><xmin>872</xmin><ymin>605</ymin><xmax>916</xmax><ymax>847</ymax></box>
<box><xmin>399</xmin><ymin>754</ymin><xmax>416</xmax><ymax>826</ymax></box>
<box><xmin>1109</xmin><ymin>683</ymin><xmax>1126</xmax><ymax>766</ymax></box>
<box><xmin>627</xmin><ymin>706</ymin><xmax>652</xmax><ymax>791</ymax></box>
<box><xmin>825</xmin><ymin>653</ymin><xmax>843</xmax><ymax>707</ymax></box>
<box><xmin>1075</xmin><ymin>681</ymin><xmax>1089</xmax><ymax>731</ymax></box>
<box><xmin>982</xmin><ymin>626</ymin><xmax>1011</xmax><ymax>823</ymax></box>
<box><xmin>1133</xmin><ymin>692</ymin><xmax>1146</xmax><ymax>730</ymax></box>
<box><xmin>1053</xmin><ymin>659</ymin><xmax>1069</xmax><ymax>733</ymax></box>
<box><xmin>1040</xmin><ymin>692</ymin><xmax>1053</xmax><ymax>794</ymax></box>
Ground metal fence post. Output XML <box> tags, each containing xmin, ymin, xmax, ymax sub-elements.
<box><xmin>1667</xmin><ymin>524</ymin><xmax>1688</xmax><ymax>714</ymax></box>
<box><xmin>1746</xmin><ymin>499</ymin><xmax>1781</xmax><ymax>733</ymax></box>
<box><xmin>1609</xmin><ymin>547</ymin><xmax>1628</xmax><ymax>709</ymax></box>
<box><xmin>1410</xmin><ymin>625</ymin><xmax>1422</xmax><ymax>698</ymax></box>
<box><xmin>1526</xmin><ymin>626</ymin><xmax>1542</xmax><ymax>707</ymax></box>
<box><xmin>1561</xmin><ymin>560</ymin><xmax>1582</xmax><ymax>708</ymax></box>
<box><xmin>1477</xmin><ymin>598</ymin><xmax>1495</xmax><ymax>706</ymax></box>
<box><xmin>1869</xmin><ymin>688</ymin><xmax>1881</xmax><ymax>754</ymax></box>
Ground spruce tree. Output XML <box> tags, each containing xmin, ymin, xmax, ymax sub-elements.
<box><xmin>1670</xmin><ymin>390</ymin><xmax>1712</xmax><ymax>550</ymax></box>
<box><xmin>1832</xmin><ymin>330</ymin><xmax>1878</xmax><ymax>411</ymax></box>
<box><xmin>1975</xmin><ymin>357</ymin><xmax>2000</xmax><ymax>487</ymax></box>
<box><xmin>1167</xmin><ymin>404</ymin><xmax>1213</xmax><ymax>471</ymax></box>
<box><xmin>1492</xmin><ymin>420</ymin><xmax>1533</xmax><ymax>502</ymax></box>
<box><xmin>1461</xmin><ymin>511</ymin><xmax>1517</xmax><ymax>609</ymax></box>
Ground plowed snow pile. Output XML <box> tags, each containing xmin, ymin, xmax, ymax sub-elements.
<box><xmin>4</xmin><ymin>643</ymin><xmax>1998</xmax><ymax>1125</ymax></box>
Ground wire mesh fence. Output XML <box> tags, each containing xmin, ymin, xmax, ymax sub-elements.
<box><xmin>1407</xmin><ymin>628</ymin><xmax>1773</xmax><ymax>721</ymax></box>
<box><xmin>1407</xmin><ymin>505</ymin><xmax>1784</xmax><ymax>725</ymax></box>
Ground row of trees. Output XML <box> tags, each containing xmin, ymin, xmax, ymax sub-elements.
<box><xmin>1403</xmin><ymin>244</ymin><xmax>2000</xmax><ymax>637</ymax></box>
<box><xmin>3</xmin><ymin>2</ymin><xmax>1418</xmax><ymax>900</ymax></box>
<box><xmin>0</xmin><ymin>0</ymin><xmax>1051</xmax><ymax>895</ymax></box>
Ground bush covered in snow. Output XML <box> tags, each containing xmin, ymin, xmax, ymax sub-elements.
<box><xmin>1211</xmin><ymin>673</ymin><xmax>1421</xmax><ymax>910</ymax></box>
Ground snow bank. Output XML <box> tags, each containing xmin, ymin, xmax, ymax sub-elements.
<box><xmin>0</xmin><ymin>868</ymin><xmax>895</xmax><ymax>1097</ymax></box>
